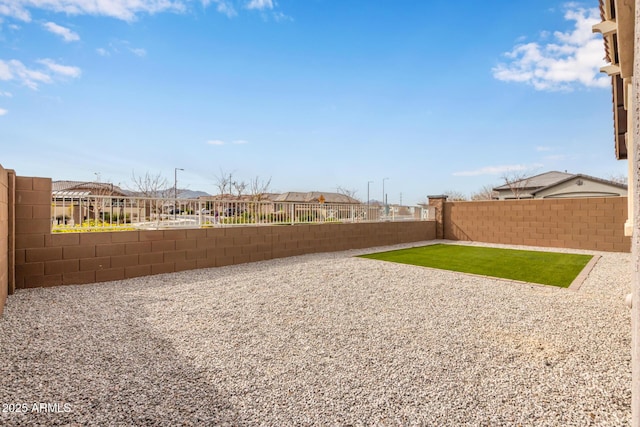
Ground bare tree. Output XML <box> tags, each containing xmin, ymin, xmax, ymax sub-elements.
<box><xmin>231</xmin><ymin>180</ymin><xmax>248</xmax><ymax>198</ymax></box>
<box><xmin>129</xmin><ymin>171</ymin><xmax>171</xmax><ymax>198</ymax></box>
<box><xmin>443</xmin><ymin>190</ymin><xmax>467</xmax><ymax>201</ymax></box>
<box><xmin>470</xmin><ymin>184</ymin><xmax>498</xmax><ymax>201</ymax></box>
<box><xmin>249</xmin><ymin>176</ymin><xmax>272</xmax><ymax>201</ymax></box>
<box><xmin>213</xmin><ymin>169</ymin><xmax>234</xmax><ymax>196</ymax></box>
<box><xmin>214</xmin><ymin>170</ymin><xmax>269</xmax><ymax>201</ymax></box>
<box><xmin>608</xmin><ymin>173</ymin><xmax>628</xmax><ymax>185</ymax></box>
<box><xmin>500</xmin><ymin>171</ymin><xmax>531</xmax><ymax>199</ymax></box>
<box><xmin>336</xmin><ymin>186</ymin><xmax>361</xmax><ymax>202</ymax></box>
<box><xmin>129</xmin><ymin>171</ymin><xmax>172</xmax><ymax>221</ymax></box>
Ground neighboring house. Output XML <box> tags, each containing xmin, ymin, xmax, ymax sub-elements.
<box><xmin>197</xmin><ymin>191</ymin><xmax>363</xmax><ymax>221</ymax></box>
<box><xmin>199</xmin><ymin>193</ymin><xmax>279</xmax><ymax>202</ymax></box>
<box><xmin>271</xmin><ymin>191</ymin><xmax>360</xmax><ymax>204</ymax></box>
<box><xmin>52</xmin><ymin>180</ymin><xmax>138</xmax><ymax>225</ymax></box>
<box><xmin>52</xmin><ymin>180</ymin><xmax>130</xmax><ymax>197</ymax></box>
<box><xmin>492</xmin><ymin>171</ymin><xmax>627</xmax><ymax>200</ymax></box>
<box><xmin>270</xmin><ymin>192</ymin><xmax>363</xmax><ymax>222</ymax></box>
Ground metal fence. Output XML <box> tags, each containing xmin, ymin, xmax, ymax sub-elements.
<box><xmin>51</xmin><ymin>194</ymin><xmax>432</xmax><ymax>232</ymax></box>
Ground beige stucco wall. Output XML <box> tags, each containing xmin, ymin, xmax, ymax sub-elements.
<box><xmin>534</xmin><ymin>178</ymin><xmax>627</xmax><ymax>198</ymax></box>
<box><xmin>496</xmin><ymin>178</ymin><xmax>627</xmax><ymax>200</ymax></box>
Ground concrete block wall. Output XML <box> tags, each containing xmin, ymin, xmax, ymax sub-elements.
<box><xmin>13</xmin><ymin>176</ymin><xmax>436</xmax><ymax>288</ymax></box>
<box><xmin>444</xmin><ymin>197</ymin><xmax>630</xmax><ymax>252</ymax></box>
<box><xmin>16</xmin><ymin>223</ymin><xmax>435</xmax><ymax>288</ymax></box>
<box><xmin>8</xmin><ymin>174</ymin><xmax>630</xmax><ymax>293</ymax></box>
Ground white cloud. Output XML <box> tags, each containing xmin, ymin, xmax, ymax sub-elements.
<box><xmin>129</xmin><ymin>47</ymin><xmax>147</xmax><ymax>57</ymax></box>
<box><xmin>38</xmin><ymin>58</ymin><xmax>82</xmax><ymax>78</ymax></box>
<box><xmin>245</xmin><ymin>0</ymin><xmax>291</xmax><ymax>21</ymax></box>
<box><xmin>206</xmin><ymin>0</ymin><xmax>237</xmax><ymax>17</ymax></box>
<box><xmin>43</xmin><ymin>21</ymin><xmax>79</xmax><ymax>42</ymax></box>
<box><xmin>246</xmin><ymin>0</ymin><xmax>273</xmax><ymax>10</ymax></box>
<box><xmin>0</xmin><ymin>59</ymin><xmax>52</xmax><ymax>89</ymax></box>
<box><xmin>535</xmin><ymin>146</ymin><xmax>553</xmax><ymax>152</ymax></box>
<box><xmin>0</xmin><ymin>60</ymin><xmax>11</xmax><ymax>80</ymax></box>
<box><xmin>272</xmin><ymin>11</ymin><xmax>292</xmax><ymax>22</ymax></box>
<box><xmin>0</xmin><ymin>3</ymin><xmax>30</xmax><ymax>21</ymax></box>
<box><xmin>96</xmin><ymin>41</ymin><xmax>146</xmax><ymax>58</ymax></box>
<box><xmin>0</xmin><ymin>58</ymin><xmax>80</xmax><ymax>89</ymax></box>
<box><xmin>0</xmin><ymin>90</ymin><xmax>12</xmax><ymax>97</ymax></box>
<box><xmin>492</xmin><ymin>5</ymin><xmax>608</xmax><ymax>91</ymax></box>
<box><xmin>0</xmin><ymin>0</ymin><xmax>288</xmax><ymax>21</ymax></box>
<box><xmin>207</xmin><ymin>139</ymin><xmax>249</xmax><ymax>145</ymax></box>
<box><xmin>0</xmin><ymin>108</ymin><xmax>7</xmax><ymax>116</ymax></box>
<box><xmin>453</xmin><ymin>164</ymin><xmax>534</xmax><ymax>177</ymax></box>
<box><xmin>0</xmin><ymin>0</ymin><xmax>187</xmax><ymax>22</ymax></box>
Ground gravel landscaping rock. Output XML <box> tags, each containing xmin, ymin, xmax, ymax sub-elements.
<box><xmin>0</xmin><ymin>240</ymin><xmax>632</xmax><ymax>426</ymax></box>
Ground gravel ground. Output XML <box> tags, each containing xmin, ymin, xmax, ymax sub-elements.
<box><xmin>0</xmin><ymin>240</ymin><xmax>632</xmax><ymax>426</ymax></box>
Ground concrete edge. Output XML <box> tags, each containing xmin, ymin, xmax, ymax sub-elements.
<box><xmin>568</xmin><ymin>254</ymin><xmax>602</xmax><ymax>292</ymax></box>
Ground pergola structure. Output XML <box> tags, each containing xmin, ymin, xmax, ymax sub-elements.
<box><xmin>593</xmin><ymin>0</ymin><xmax>635</xmax><ymax>235</ymax></box>
<box><xmin>593</xmin><ymin>1</ymin><xmax>639</xmax><ymax>425</ymax></box>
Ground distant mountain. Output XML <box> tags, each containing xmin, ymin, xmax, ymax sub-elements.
<box><xmin>177</xmin><ymin>189</ymin><xmax>211</xmax><ymax>199</ymax></box>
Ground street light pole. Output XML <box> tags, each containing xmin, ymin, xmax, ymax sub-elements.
<box><xmin>367</xmin><ymin>180</ymin><xmax>373</xmax><ymax>219</ymax></box>
<box><xmin>174</xmin><ymin>167</ymin><xmax>184</xmax><ymax>219</ymax></box>
<box><xmin>382</xmin><ymin>177</ymin><xmax>389</xmax><ymax>206</ymax></box>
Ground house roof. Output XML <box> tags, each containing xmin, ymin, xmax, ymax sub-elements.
<box><xmin>52</xmin><ymin>180</ymin><xmax>130</xmax><ymax>196</ymax></box>
<box><xmin>199</xmin><ymin>191</ymin><xmax>360</xmax><ymax>203</ymax></box>
<box><xmin>493</xmin><ymin>171</ymin><xmax>574</xmax><ymax>191</ymax></box>
<box><xmin>272</xmin><ymin>191</ymin><xmax>360</xmax><ymax>204</ymax></box>
<box><xmin>199</xmin><ymin>192</ymin><xmax>279</xmax><ymax>201</ymax></box>
<box><xmin>493</xmin><ymin>171</ymin><xmax>627</xmax><ymax>193</ymax></box>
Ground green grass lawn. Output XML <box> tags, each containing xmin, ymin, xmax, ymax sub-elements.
<box><xmin>359</xmin><ymin>244</ymin><xmax>593</xmax><ymax>288</ymax></box>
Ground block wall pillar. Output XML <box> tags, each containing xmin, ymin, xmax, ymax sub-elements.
<box><xmin>427</xmin><ymin>195</ymin><xmax>447</xmax><ymax>240</ymax></box>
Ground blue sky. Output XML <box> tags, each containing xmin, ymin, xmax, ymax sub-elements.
<box><xmin>0</xmin><ymin>0</ymin><xmax>625</xmax><ymax>204</ymax></box>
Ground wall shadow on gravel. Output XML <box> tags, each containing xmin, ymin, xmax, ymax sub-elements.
<box><xmin>0</xmin><ymin>287</ymin><xmax>241</xmax><ymax>426</ymax></box>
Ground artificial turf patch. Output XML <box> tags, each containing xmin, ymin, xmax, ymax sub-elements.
<box><xmin>358</xmin><ymin>244</ymin><xmax>593</xmax><ymax>288</ymax></box>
